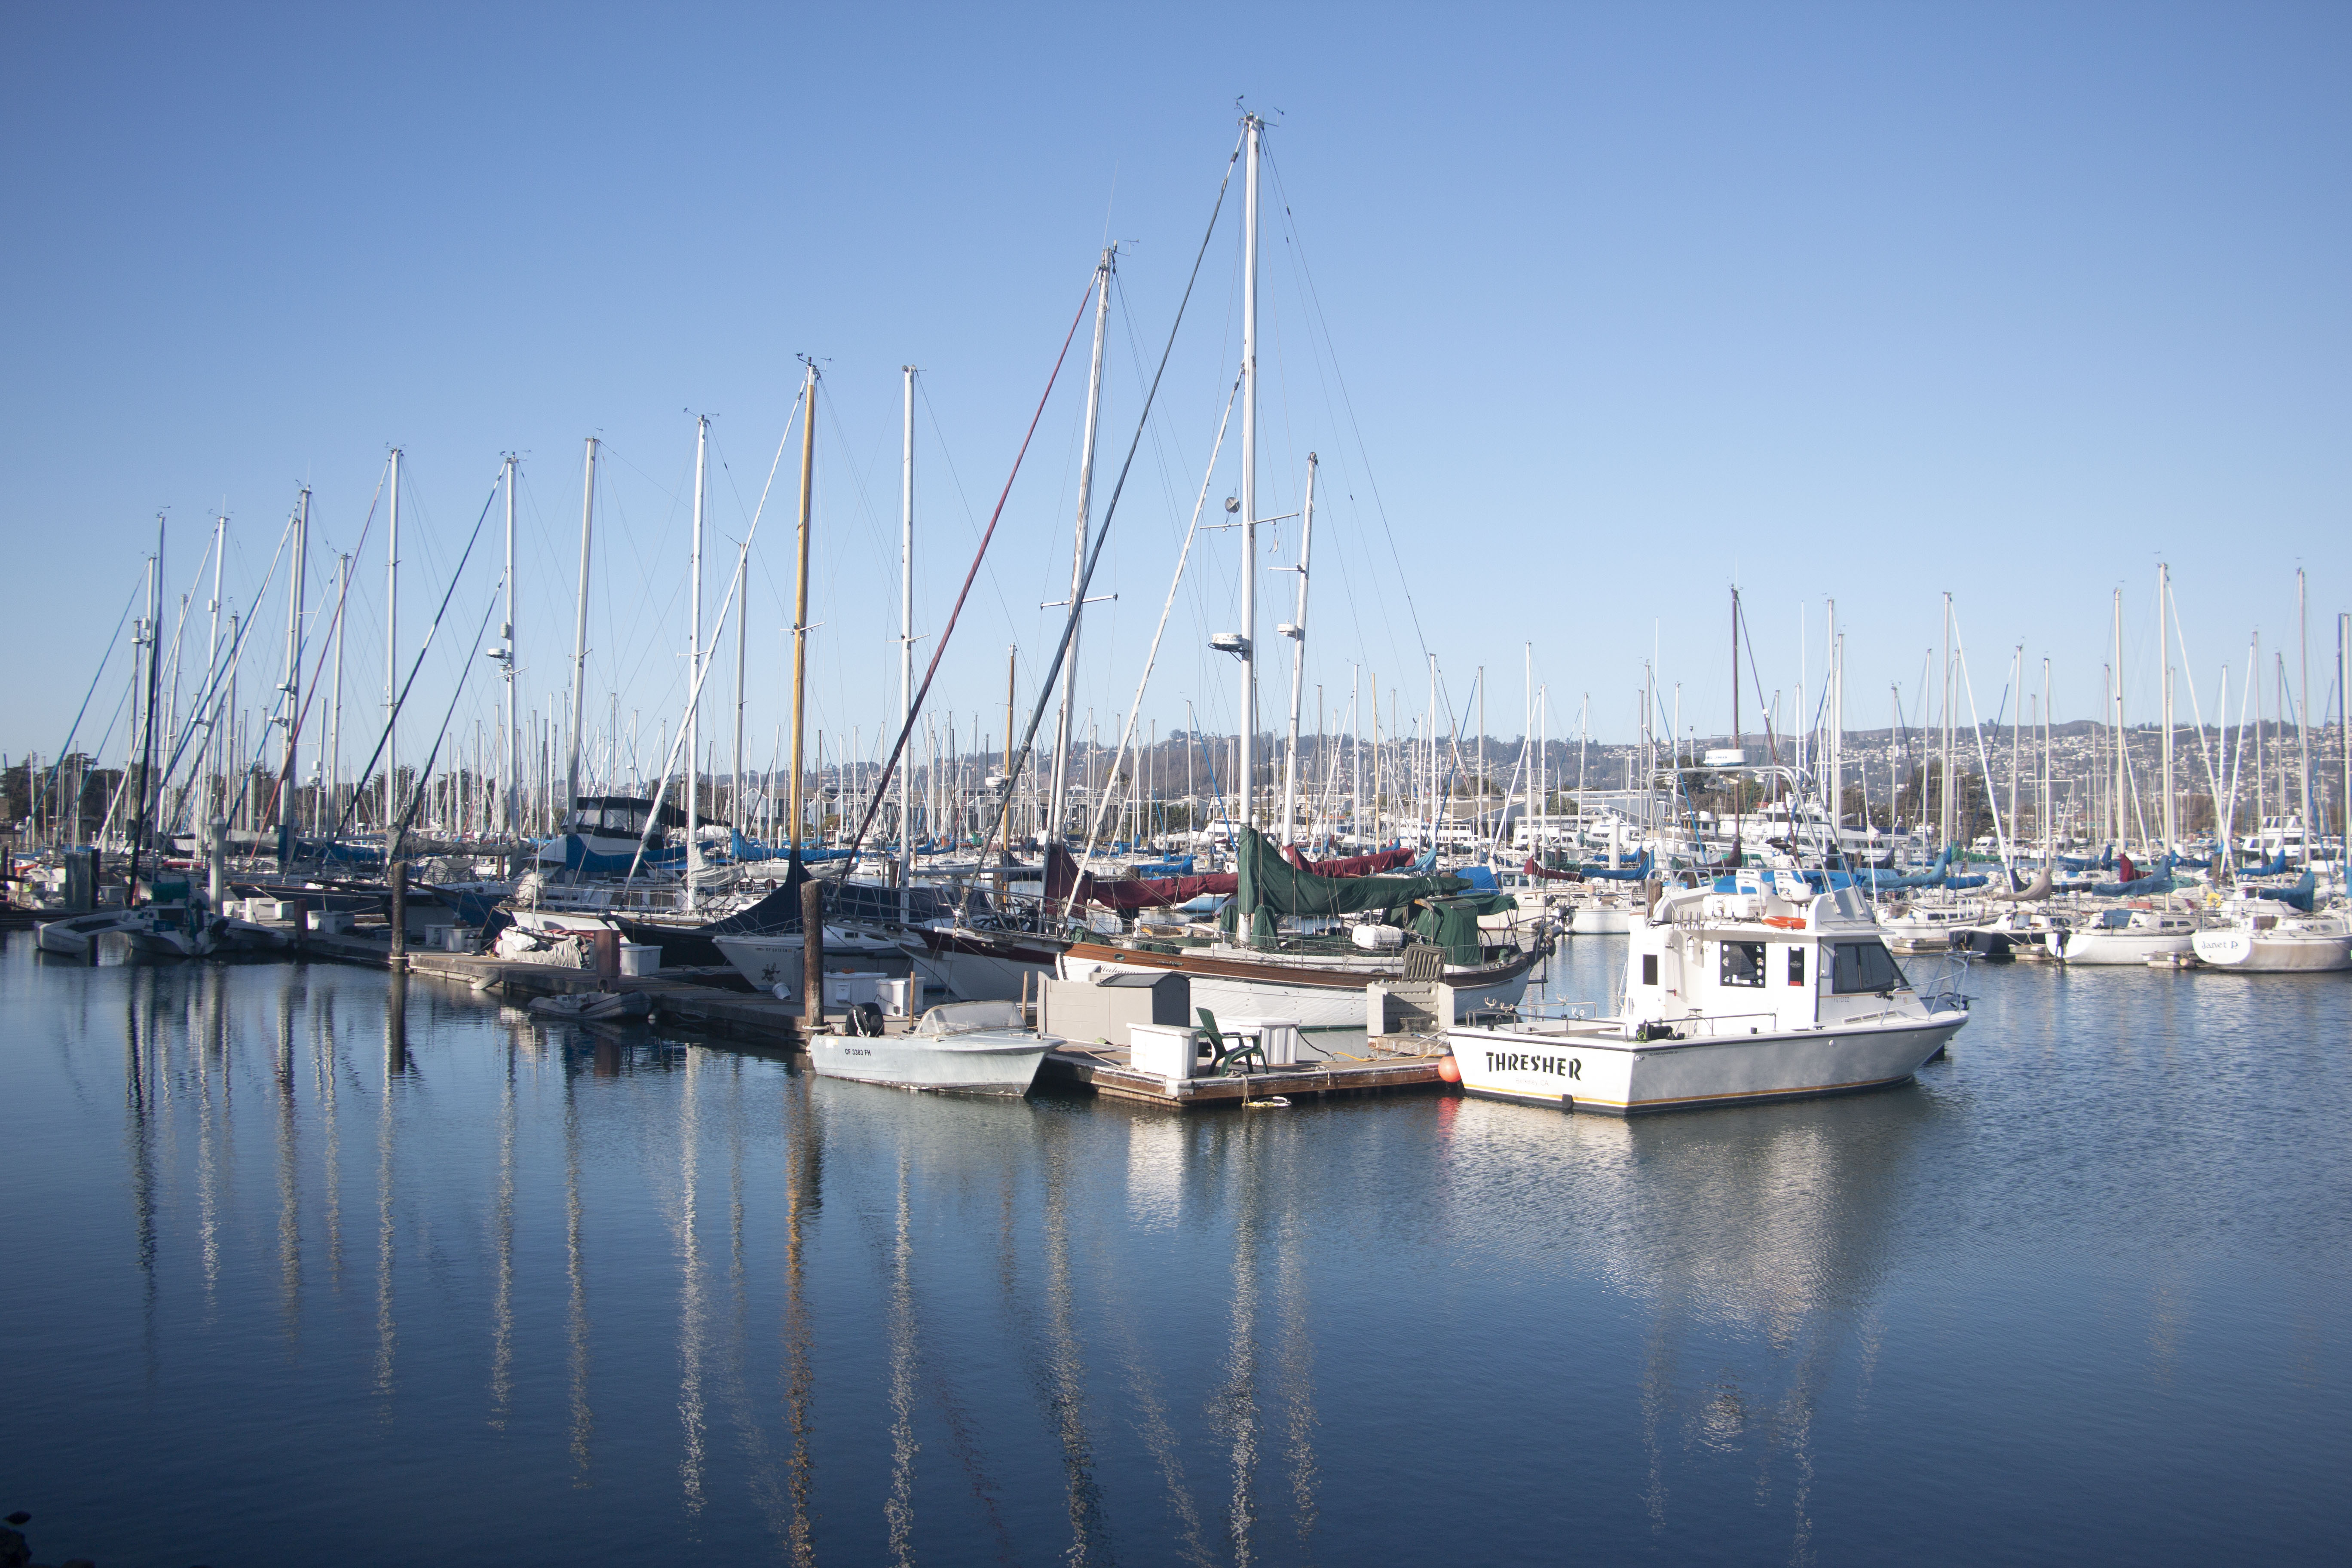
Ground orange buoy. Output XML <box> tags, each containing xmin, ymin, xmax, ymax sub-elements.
<box><xmin>1436</xmin><ymin>1054</ymin><xmax>1462</xmax><ymax>1084</ymax></box>
<box><xmin>1763</xmin><ymin>914</ymin><xmax>1806</xmax><ymax>930</ymax></box>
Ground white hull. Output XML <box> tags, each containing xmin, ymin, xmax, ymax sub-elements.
<box><xmin>1449</xmin><ymin>1014</ymin><xmax>1961</xmax><ymax>1115</ymax></box>
<box><xmin>2052</xmin><ymin>928</ymin><xmax>2195</xmax><ymax>965</ymax></box>
<box><xmin>1570</xmin><ymin>906</ymin><xmax>1635</xmax><ymax>935</ymax></box>
<box><xmin>35</xmin><ymin>910</ymin><xmax>145</xmax><ymax>957</ymax></box>
<box><xmin>714</xmin><ymin>929</ymin><xmax>911</xmax><ymax>997</ymax></box>
<box><xmin>2190</xmin><ymin>925</ymin><xmax>2352</xmax><ymax>972</ymax></box>
<box><xmin>907</xmin><ymin>935</ymin><xmax>1060</xmax><ymax>1003</ymax></box>
<box><xmin>808</xmin><ymin>1029</ymin><xmax>1051</xmax><ymax>1094</ymax></box>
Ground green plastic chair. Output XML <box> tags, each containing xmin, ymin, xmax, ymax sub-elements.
<box><xmin>1195</xmin><ymin>1006</ymin><xmax>1266</xmax><ymax>1076</ymax></box>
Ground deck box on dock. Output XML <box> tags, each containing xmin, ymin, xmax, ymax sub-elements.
<box><xmin>1040</xmin><ymin>971</ymin><xmax>1191</xmax><ymax>1045</ymax></box>
<box><xmin>617</xmin><ymin>942</ymin><xmax>660</xmax><ymax>977</ymax></box>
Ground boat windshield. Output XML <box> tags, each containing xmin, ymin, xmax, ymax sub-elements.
<box><xmin>1830</xmin><ymin>940</ymin><xmax>1908</xmax><ymax>994</ymax></box>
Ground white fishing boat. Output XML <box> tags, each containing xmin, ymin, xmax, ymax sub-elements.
<box><xmin>808</xmin><ymin>1000</ymin><xmax>1056</xmax><ymax>1094</ymax></box>
<box><xmin>1449</xmin><ymin>864</ymin><xmax>1968</xmax><ymax>1115</ymax></box>
<box><xmin>2048</xmin><ymin>906</ymin><xmax>2199</xmax><ymax>965</ymax></box>
<box><xmin>2189</xmin><ymin>910</ymin><xmax>2352</xmax><ymax>972</ymax></box>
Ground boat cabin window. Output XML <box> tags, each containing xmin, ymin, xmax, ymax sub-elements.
<box><xmin>1641</xmin><ymin>953</ymin><xmax>1658</xmax><ymax>986</ymax></box>
<box><xmin>1720</xmin><ymin>941</ymin><xmax>1766</xmax><ymax>988</ymax></box>
<box><xmin>1787</xmin><ymin>947</ymin><xmax>1806</xmax><ymax>987</ymax></box>
<box><xmin>1830</xmin><ymin>941</ymin><xmax>1906</xmax><ymax>994</ymax></box>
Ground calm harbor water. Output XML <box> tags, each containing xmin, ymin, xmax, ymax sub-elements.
<box><xmin>3</xmin><ymin>931</ymin><xmax>2348</xmax><ymax>1566</ymax></box>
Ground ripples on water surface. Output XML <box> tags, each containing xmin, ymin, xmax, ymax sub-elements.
<box><xmin>3</xmin><ymin>933</ymin><xmax>2347</xmax><ymax>1565</ymax></box>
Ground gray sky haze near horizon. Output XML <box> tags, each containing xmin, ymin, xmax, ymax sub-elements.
<box><xmin>5</xmin><ymin>3</ymin><xmax>2348</xmax><ymax>783</ymax></box>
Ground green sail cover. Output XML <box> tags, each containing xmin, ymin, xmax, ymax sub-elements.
<box><xmin>1410</xmin><ymin>893</ymin><xmax>1519</xmax><ymax>965</ymax></box>
<box><xmin>1229</xmin><ymin>824</ymin><xmax>1467</xmax><ymax>943</ymax></box>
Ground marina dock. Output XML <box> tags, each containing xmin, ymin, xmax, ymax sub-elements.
<box><xmin>294</xmin><ymin>924</ymin><xmax>1452</xmax><ymax>1106</ymax></box>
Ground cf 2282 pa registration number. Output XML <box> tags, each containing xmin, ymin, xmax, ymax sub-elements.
<box><xmin>1482</xmin><ymin>1050</ymin><xmax>1580</xmax><ymax>1081</ymax></box>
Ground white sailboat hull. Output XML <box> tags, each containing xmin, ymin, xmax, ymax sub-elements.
<box><xmin>2190</xmin><ymin>924</ymin><xmax>2352</xmax><ymax>972</ymax></box>
<box><xmin>2052</xmin><ymin>927</ymin><xmax>2195</xmax><ymax>965</ymax></box>
<box><xmin>1449</xmin><ymin>1014</ymin><xmax>1962</xmax><ymax>1115</ymax></box>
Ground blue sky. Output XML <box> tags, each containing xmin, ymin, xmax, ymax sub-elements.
<box><xmin>5</xmin><ymin>2</ymin><xmax>2347</xmax><ymax>784</ymax></box>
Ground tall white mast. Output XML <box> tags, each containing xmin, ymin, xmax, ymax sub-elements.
<box><xmin>732</xmin><ymin>532</ymin><xmax>749</xmax><ymax>843</ymax></box>
<box><xmin>1278</xmin><ymin>452</ymin><xmax>1317</xmax><ymax>845</ymax></box>
<box><xmin>385</xmin><ymin>447</ymin><xmax>401</xmax><ymax>860</ymax></box>
<box><xmin>2113</xmin><ymin>588</ymin><xmax>2127</xmax><ymax>849</ymax></box>
<box><xmin>1940</xmin><ymin>592</ymin><xmax>1954</xmax><ymax>848</ymax></box>
<box><xmin>501</xmin><ymin>454</ymin><xmax>520</xmax><ymax>838</ymax></box>
<box><xmin>788</xmin><ymin>364</ymin><xmax>817</xmax><ymax>852</ymax></box>
<box><xmin>2297</xmin><ymin>567</ymin><xmax>2314</xmax><ymax>861</ymax></box>
<box><xmin>279</xmin><ymin>487</ymin><xmax>308</xmax><ymax>837</ymax></box>
<box><xmin>2160</xmin><ymin>563</ymin><xmax>2175</xmax><ymax>850</ymax></box>
<box><xmin>899</xmin><ymin>364</ymin><xmax>917</xmax><ymax>884</ymax></box>
<box><xmin>328</xmin><ymin>551</ymin><xmax>346</xmax><ymax>836</ymax></box>
<box><xmin>205</xmin><ymin>513</ymin><xmax>226</xmax><ymax>819</ymax></box>
<box><xmin>686</xmin><ymin>415</ymin><xmax>707</xmax><ymax>906</ymax></box>
<box><xmin>1826</xmin><ymin>599</ymin><xmax>1839</xmax><ymax>841</ymax></box>
<box><xmin>1051</xmin><ymin>249</ymin><xmax>1115</xmax><ymax>845</ymax></box>
<box><xmin>1237</xmin><ymin>113</ymin><xmax>1263</xmax><ymax>833</ymax></box>
<box><xmin>567</xmin><ymin>438</ymin><xmax>597</xmax><ymax>821</ymax></box>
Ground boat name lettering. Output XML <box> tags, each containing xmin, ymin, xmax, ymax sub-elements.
<box><xmin>1484</xmin><ymin>1050</ymin><xmax>1580</xmax><ymax>1080</ymax></box>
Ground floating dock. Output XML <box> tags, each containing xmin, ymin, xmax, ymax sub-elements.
<box><xmin>296</xmin><ymin>925</ymin><xmax>1453</xmax><ymax>1108</ymax></box>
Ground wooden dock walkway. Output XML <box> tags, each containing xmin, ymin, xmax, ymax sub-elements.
<box><xmin>291</xmin><ymin>925</ymin><xmax>1455</xmax><ymax>1109</ymax></box>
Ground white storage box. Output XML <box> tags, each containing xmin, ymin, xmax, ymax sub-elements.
<box><xmin>877</xmin><ymin>977</ymin><xmax>919</xmax><ymax>1018</ymax></box>
<box><xmin>1220</xmin><ymin>1016</ymin><xmax>1302</xmax><ymax>1067</ymax></box>
<box><xmin>433</xmin><ymin>925</ymin><xmax>478</xmax><ymax>952</ymax></box>
<box><xmin>312</xmin><ymin>910</ymin><xmax>353</xmax><ymax>936</ymax></box>
<box><xmin>618</xmin><ymin>942</ymin><xmax>661</xmax><ymax>977</ymax></box>
<box><xmin>249</xmin><ymin>897</ymin><xmax>289</xmax><ymax>922</ymax></box>
<box><xmin>823</xmin><ymin>971</ymin><xmax>890</xmax><ymax>1009</ymax></box>
<box><xmin>1128</xmin><ymin>1023</ymin><xmax>1201</xmax><ymax>1085</ymax></box>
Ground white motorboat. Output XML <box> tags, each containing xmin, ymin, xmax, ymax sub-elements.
<box><xmin>2049</xmin><ymin>906</ymin><xmax>2199</xmax><ymax>965</ymax></box>
<box><xmin>2190</xmin><ymin>910</ymin><xmax>2352</xmax><ymax>972</ymax></box>
<box><xmin>1449</xmin><ymin>866</ymin><xmax>1968</xmax><ymax>1115</ymax></box>
<box><xmin>34</xmin><ymin>907</ymin><xmax>148</xmax><ymax>958</ymax></box>
<box><xmin>808</xmin><ymin>1000</ymin><xmax>1057</xmax><ymax>1094</ymax></box>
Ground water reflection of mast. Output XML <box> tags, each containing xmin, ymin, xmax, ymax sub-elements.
<box><xmin>675</xmin><ymin>1046</ymin><xmax>709</xmax><ymax>1516</ymax></box>
<box><xmin>375</xmin><ymin>972</ymin><xmax>407</xmax><ymax>1409</ymax></box>
<box><xmin>196</xmin><ymin>964</ymin><xmax>227</xmax><ymax>1309</ymax></box>
<box><xmin>1271</xmin><ymin>1137</ymin><xmax>1320</xmax><ymax>1549</ymax></box>
<box><xmin>124</xmin><ymin>975</ymin><xmax>159</xmax><ymax>1387</ymax></box>
<box><xmin>316</xmin><ymin>990</ymin><xmax>343</xmax><ymax>1288</ymax></box>
<box><xmin>781</xmin><ymin>1074</ymin><xmax>821</xmax><ymax>1565</ymax></box>
<box><xmin>564</xmin><ymin>1038</ymin><xmax>593</xmax><ymax>1481</ymax></box>
<box><xmin>1216</xmin><ymin>1128</ymin><xmax>1262</xmax><ymax>1568</ymax></box>
<box><xmin>884</xmin><ymin>1149</ymin><xmax>917</xmax><ymax>1568</ymax></box>
<box><xmin>1041</xmin><ymin>1136</ymin><xmax>1112</xmax><ymax>1563</ymax></box>
<box><xmin>276</xmin><ymin>977</ymin><xmax>303</xmax><ymax>1344</ymax></box>
<box><xmin>489</xmin><ymin>1032</ymin><xmax>516</xmax><ymax>1430</ymax></box>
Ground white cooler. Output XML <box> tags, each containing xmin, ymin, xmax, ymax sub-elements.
<box><xmin>1128</xmin><ymin>1023</ymin><xmax>1202</xmax><ymax>1086</ymax></box>
<box><xmin>618</xmin><ymin>942</ymin><xmax>661</xmax><ymax>977</ymax></box>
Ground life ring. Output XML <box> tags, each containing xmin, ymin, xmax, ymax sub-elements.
<box><xmin>1762</xmin><ymin>915</ymin><xmax>1807</xmax><ymax>930</ymax></box>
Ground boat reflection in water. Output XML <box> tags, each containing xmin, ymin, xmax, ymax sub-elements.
<box><xmin>1432</xmin><ymin>1083</ymin><xmax>1935</xmax><ymax>1550</ymax></box>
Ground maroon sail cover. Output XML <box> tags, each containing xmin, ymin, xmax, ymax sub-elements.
<box><xmin>1044</xmin><ymin>844</ymin><xmax>1236</xmax><ymax>910</ymax></box>
<box><xmin>1280</xmin><ymin>844</ymin><xmax>1415</xmax><ymax>877</ymax></box>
